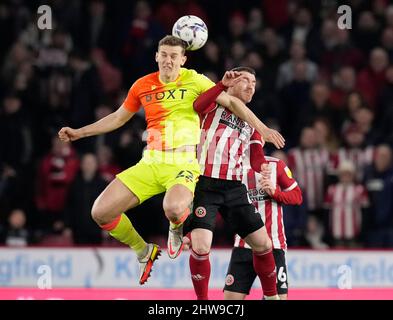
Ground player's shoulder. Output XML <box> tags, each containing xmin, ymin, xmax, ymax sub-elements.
<box><xmin>181</xmin><ymin>68</ymin><xmax>211</xmax><ymax>81</ymax></box>
<box><xmin>132</xmin><ymin>71</ymin><xmax>159</xmax><ymax>87</ymax></box>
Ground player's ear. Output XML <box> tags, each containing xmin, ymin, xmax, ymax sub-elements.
<box><xmin>155</xmin><ymin>52</ymin><xmax>159</xmax><ymax>62</ymax></box>
<box><xmin>181</xmin><ymin>55</ymin><xmax>187</xmax><ymax>66</ymax></box>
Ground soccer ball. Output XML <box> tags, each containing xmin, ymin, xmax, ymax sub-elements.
<box><xmin>172</xmin><ymin>15</ymin><xmax>208</xmax><ymax>51</ymax></box>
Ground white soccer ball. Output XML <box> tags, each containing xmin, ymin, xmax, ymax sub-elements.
<box><xmin>172</xmin><ymin>15</ymin><xmax>208</xmax><ymax>51</ymax></box>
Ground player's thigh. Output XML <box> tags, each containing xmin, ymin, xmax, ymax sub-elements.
<box><xmin>189</xmin><ymin>177</ymin><xmax>223</xmax><ymax>234</ymax></box>
<box><xmin>225</xmin><ymin>206</ymin><xmax>264</xmax><ymax>242</ymax></box>
<box><xmin>160</xmin><ymin>158</ymin><xmax>201</xmax><ymax>197</ymax></box>
<box><xmin>92</xmin><ymin>178</ymin><xmax>140</xmax><ymax>224</ymax></box>
<box><xmin>273</xmin><ymin>249</ymin><xmax>289</xmax><ymax>297</ymax></box>
<box><xmin>116</xmin><ymin>160</ymin><xmax>165</xmax><ymax>205</ymax></box>
<box><xmin>224</xmin><ymin>247</ymin><xmax>256</xmax><ymax>296</ymax></box>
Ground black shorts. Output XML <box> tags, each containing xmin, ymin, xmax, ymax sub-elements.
<box><xmin>188</xmin><ymin>176</ymin><xmax>264</xmax><ymax>239</ymax></box>
<box><xmin>223</xmin><ymin>247</ymin><xmax>288</xmax><ymax>295</ymax></box>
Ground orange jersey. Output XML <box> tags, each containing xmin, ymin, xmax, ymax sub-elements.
<box><xmin>123</xmin><ymin>68</ymin><xmax>215</xmax><ymax>150</ymax></box>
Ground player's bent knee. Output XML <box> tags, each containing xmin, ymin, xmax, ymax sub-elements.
<box><xmin>260</xmin><ymin>236</ymin><xmax>272</xmax><ymax>252</ymax></box>
<box><xmin>91</xmin><ymin>200</ymin><xmax>110</xmax><ymax>226</ymax></box>
<box><xmin>191</xmin><ymin>237</ymin><xmax>211</xmax><ymax>255</ymax></box>
<box><xmin>164</xmin><ymin>202</ymin><xmax>185</xmax><ymax>220</ymax></box>
<box><xmin>192</xmin><ymin>244</ymin><xmax>210</xmax><ymax>255</ymax></box>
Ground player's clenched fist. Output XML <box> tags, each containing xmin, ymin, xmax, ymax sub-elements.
<box><xmin>58</xmin><ymin>127</ymin><xmax>82</xmax><ymax>142</ymax></box>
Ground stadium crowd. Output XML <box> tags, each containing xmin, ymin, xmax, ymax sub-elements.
<box><xmin>0</xmin><ymin>0</ymin><xmax>393</xmax><ymax>249</ymax></box>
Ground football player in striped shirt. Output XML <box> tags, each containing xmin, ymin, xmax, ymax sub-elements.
<box><xmin>187</xmin><ymin>67</ymin><xmax>285</xmax><ymax>300</ymax></box>
<box><xmin>224</xmin><ymin>153</ymin><xmax>302</xmax><ymax>300</ymax></box>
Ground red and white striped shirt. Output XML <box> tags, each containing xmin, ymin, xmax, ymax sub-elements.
<box><xmin>330</xmin><ymin>146</ymin><xmax>374</xmax><ymax>181</ymax></box>
<box><xmin>324</xmin><ymin>183</ymin><xmax>369</xmax><ymax>240</ymax></box>
<box><xmin>234</xmin><ymin>156</ymin><xmax>300</xmax><ymax>250</ymax></box>
<box><xmin>198</xmin><ymin>104</ymin><xmax>263</xmax><ymax>180</ymax></box>
<box><xmin>287</xmin><ymin>147</ymin><xmax>329</xmax><ymax>211</ymax></box>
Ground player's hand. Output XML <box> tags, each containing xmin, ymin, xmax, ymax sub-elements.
<box><xmin>261</xmin><ymin>128</ymin><xmax>285</xmax><ymax>149</ymax></box>
<box><xmin>58</xmin><ymin>127</ymin><xmax>82</xmax><ymax>142</ymax></box>
<box><xmin>260</xmin><ymin>163</ymin><xmax>271</xmax><ymax>180</ymax></box>
<box><xmin>260</xmin><ymin>178</ymin><xmax>276</xmax><ymax>197</ymax></box>
<box><xmin>221</xmin><ymin>71</ymin><xmax>245</xmax><ymax>87</ymax></box>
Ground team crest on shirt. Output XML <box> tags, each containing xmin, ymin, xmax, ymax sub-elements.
<box><xmin>195</xmin><ymin>206</ymin><xmax>206</xmax><ymax>218</ymax></box>
<box><xmin>151</xmin><ymin>85</ymin><xmax>156</xmax><ymax>90</ymax></box>
<box><xmin>284</xmin><ymin>166</ymin><xmax>293</xmax><ymax>178</ymax></box>
<box><xmin>225</xmin><ymin>274</ymin><xmax>234</xmax><ymax>286</ymax></box>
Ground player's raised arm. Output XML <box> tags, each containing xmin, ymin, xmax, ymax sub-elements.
<box><xmin>58</xmin><ymin>104</ymin><xmax>135</xmax><ymax>142</ymax></box>
<box><xmin>194</xmin><ymin>70</ymin><xmax>285</xmax><ymax>149</ymax></box>
<box><xmin>217</xmin><ymin>92</ymin><xmax>285</xmax><ymax>149</ymax></box>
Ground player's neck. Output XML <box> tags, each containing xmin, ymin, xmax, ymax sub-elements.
<box><xmin>159</xmin><ymin>73</ymin><xmax>178</xmax><ymax>83</ymax></box>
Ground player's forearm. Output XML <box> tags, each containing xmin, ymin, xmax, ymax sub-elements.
<box><xmin>78</xmin><ymin>112</ymin><xmax>127</xmax><ymax>138</ymax></box>
<box><xmin>273</xmin><ymin>186</ymin><xmax>303</xmax><ymax>205</ymax></box>
<box><xmin>227</xmin><ymin>96</ymin><xmax>269</xmax><ymax>135</ymax></box>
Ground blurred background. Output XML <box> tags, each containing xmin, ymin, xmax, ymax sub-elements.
<box><xmin>0</xmin><ymin>0</ymin><xmax>393</xmax><ymax>255</ymax></box>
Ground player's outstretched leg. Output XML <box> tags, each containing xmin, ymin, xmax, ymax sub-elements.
<box><xmin>92</xmin><ymin>178</ymin><xmax>160</xmax><ymax>284</ymax></box>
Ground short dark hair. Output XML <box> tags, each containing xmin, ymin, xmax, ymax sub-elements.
<box><xmin>158</xmin><ymin>35</ymin><xmax>187</xmax><ymax>54</ymax></box>
<box><xmin>230</xmin><ymin>66</ymin><xmax>256</xmax><ymax>75</ymax></box>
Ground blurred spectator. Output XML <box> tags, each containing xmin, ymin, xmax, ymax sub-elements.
<box><xmin>363</xmin><ymin>144</ymin><xmax>393</xmax><ymax>247</ymax></box>
<box><xmin>73</xmin><ymin>0</ymin><xmax>112</xmax><ymax>56</ymax></box>
<box><xmin>381</xmin><ymin>27</ymin><xmax>393</xmax><ymax>61</ymax></box>
<box><xmin>321</xmin><ymin>28</ymin><xmax>365</xmax><ymax>75</ymax></box>
<box><xmin>35</xmin><ymin>136</ymin><xmax>80</xmax><ymax>234</ymax></box>
<box><xmin>0</xmin><ymin>94</ymin><xmax>32</xmax><ymax>169</ymax></box>
<box><xmin>301</xmin><ymin>82</ymin><xmax>343</xmax><ymax>136</ymax></box>
<box><xmin>357</xmin><ymin>47</ymin><xmax>388</xmax><ymax>110</ymax></box>
<box><xmin>261</xmin><ymin>0</ymin><xmax>289</xmax><ymax>29</ymax></box>
<box><xmin>122</xmin><ymin>0</ymin><xmax>165</xmax><ymax>83</ymax></box>
<box><xmin>64</xmin><ymin>153</ymin><xmax>107</xmax><ymax>245</ymax></box>
<box><xmin>2</xmin><ymin>209</ymin><xmax>33</xmax><ymax>247</ymax></box>
<box><xmin>97</xmin><ymin>145</ymin><xmax>121</xmax><ymax>183</ymax></box>
<box><xmin>279</xmin><ymin>61</ymin><xmax>312</xmax><ymax>144</ymax></box>
<box><xmin>276</xmin><ymin>40</ymin><xmax>318</xmax><ymax>89</ymax></box>
<box><xmin>324</xmin><ymin>161</ymin><xmax>369</xmax><ymax>248</ymax></box>
<box><xmin>91</xmin><ymin>48</ymin><xmax>122</xmax><ymax>96</ymax></box>
<box><xmin>271</xmin><ymin>150</ymin><xmax>308</xmax><ymax>247</ymax></box>
<box><xmin>353</xmin><ymin>11</ymin><xmax>381</xmax><ymax>54</ymax></box>
<box><xmin>225</xmin><ymin>41</ymin><xmax>247</xmax><ymax>70</ymax></box>
<box><xmin>155</xmin><ymin>0</ymin><xmax>208</xmax><ymax>33</ymax></box>
<box><xmin>114</xmin><ymin>127</ymin><xmax>145</xmax><ymax>169</ymax></box>
<box><xmin>282</xmin><ymin>7</ymin><xmax>318</xmax><ymax>51</ymax></box>
<box><xmin>313</xmin><ymin>117</ymin><xmax>339</xmax><ymax>154</ymax></box>
<box><xmin>343</xmin><ymin>91</ymin><xmax>367</xmax><ymax>124</ymax></box>
<box><xmin>353</xmin><ymin>107</ymin><xmax>378</xmax><ymax>145</ymax></box>
<box><xmin>329</xmin><ymin>66</ymin><xmax>356</xmax><ymax>110</ymax></box>
<box><xmin>194</xmin><ymin>40</ymin><xmax>225</xmax><ymax>76</ymax></box>
<box><xmin>304</xmin><ymin>215</ymin><xmax>329</xmax><ymax>249</ymax></box>
<box><xmin>288</xmin><ymin>127</ymin><xmax>329</xmax><ymax>220</ymax></box>
<box><xmin>68</xmin><ymin>49</ymin><xmax>103</xmax><ymax>152</ymax></box>
<box><xmin>247</xmin><ymin>8</ymin><xmax>264</xmax><ymax>42</ymax></box>
<box><xmin>332</xmin><ymin>123</ymin><xmax>374</xmax><ymax>182</ymax></box>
